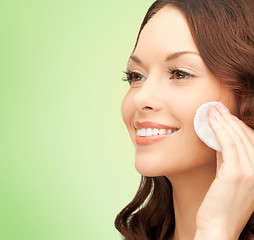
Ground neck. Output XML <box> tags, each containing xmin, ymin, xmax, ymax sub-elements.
<box><xmin>167</xmin><ymin>163</ymin><xmax>216</xmax><ymax>240</ymax></box>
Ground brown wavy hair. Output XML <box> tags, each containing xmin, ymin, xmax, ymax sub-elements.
<box><xmin>115</xmin><ymin>0</ymin><xmax>254</xmax><ymax>239</ymax></box>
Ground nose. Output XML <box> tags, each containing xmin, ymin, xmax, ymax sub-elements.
<box><xmin>133</xmin><ymin>75</ymin><xmax>163</xmax><ymax>113</ymax></box>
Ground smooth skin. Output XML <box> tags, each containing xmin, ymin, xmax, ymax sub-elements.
<box><xmin>195</xmin><ymin>104</ymin><xmax>254</xmax><ymax>239</ymax></box>
<box><xmin>121</xmin><ymin>5</ymin><xmax>254</xmax><ymax>240</ymax></box>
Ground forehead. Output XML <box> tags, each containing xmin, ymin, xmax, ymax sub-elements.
<box><xmin>134</xmin><ymin>6</ymin><xmax>199</xmax><ymax>58</ymax></box>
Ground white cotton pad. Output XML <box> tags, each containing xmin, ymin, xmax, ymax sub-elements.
<box><xmin>194</xmin><ymin>101</ymin><xmax>222</xmax><ymax>152</ymax></box>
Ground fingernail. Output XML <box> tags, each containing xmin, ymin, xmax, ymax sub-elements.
<box><xmin>211</xmin><ymin>106</ymin><xmax>220</xmax><ymax>115</ymax></box>
<box><xmin>233</xmin><ymin>115</ymin><xmax>239</xmax><ymax>120</ymax></box>
<box><xmin>218</xmin><ymin>102</ymin><xmax>229</xmax><ymax>112</ymax></box>
<box><xmin>210</xmin><ymin>113</ymin><xmax>217</xmax><ymax>121</ymax></box>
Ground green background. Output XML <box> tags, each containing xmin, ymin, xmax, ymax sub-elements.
<box><xmin>0</xmin><ymin>1</ymin><xmax>154</xmax><ymax>239</ymax></box>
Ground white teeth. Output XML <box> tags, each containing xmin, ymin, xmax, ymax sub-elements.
<box><xmin>152</xmin><ymin>128</ymin><xmax>159</xmax><ymax>135</ymax></box>
<box><xmin>167</xmin><ymin>129</ymin><xmax>173</xmax><ymax>134</ymax></box>
<box><xmin>159</xmin><ymin>129</ymin><xmax>167</xmax><ymax>135</ymax></box>
<box><xmin>140</xmin><ymin>128</ymin><xmax>146</xmax><ymax>136</ymax></box>
<box><xmin>146</xmin><ymin>128</ymin><xmax>153</xmax><ymax>136</ymax></box>
<box><xmin>137</xmin><ymin>128</ymin><xmax>176</xmax><ymax>137</ymax></box>
<box><xmin>137</xmin><ymin>129</ymin><xmax>141</xmax><ymax>136</ymax></box>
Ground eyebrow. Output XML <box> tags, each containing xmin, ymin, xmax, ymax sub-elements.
<box><xmin>129</xmin><ymin>51</ymin><xmax>200</xmax><ymax>64</ymax></box>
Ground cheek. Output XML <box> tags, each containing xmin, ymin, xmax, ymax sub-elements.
<box><xmin>121</xmin><ymin>92</ymin><xmax>134</xmax><ymax>127</ymax></box>
<box><xmin>169</xmin><ymin>85</ymin><xmax>222</xmax><ymax>125</ymax></box>
<box><xmin>132</xmin><ymin>90</ymin><xmax>220</xmax><ymax>176</ymax></box>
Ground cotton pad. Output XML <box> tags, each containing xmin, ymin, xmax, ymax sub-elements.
<box><xmin>194</xmin><ymin>101</ymin><xmax>222</xmax><ymax>152</ymax></box>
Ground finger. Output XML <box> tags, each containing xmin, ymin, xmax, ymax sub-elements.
<box><xmin>235</xmin><ymin>118</ymin><xmax>254</xmax><ymax>142</ymax></box>
<box><xmin>216</xmin><ymin>102</ymin><xmax>254</xmax><ymax>144</ymax></box>
<box><xmin>215</xmin><ymin>102</ymin><xmax>254</xmax><ymax>168</ymax></box>
<box><xmin>208</xmin><ymin>105</ymin><xmax>251</xmax><ymax>172</ymax></box>
<box><xmin>208</xmin><ymin>108</ymin><xmax>241</xmax><ymax>170</ymax></box>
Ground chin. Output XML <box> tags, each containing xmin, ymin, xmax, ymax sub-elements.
<box><xmin>134</xmin><ymin>153</ymin><xmax>161</xmax><ymax>176</ymax></box>
<box><xmin>135</xmin><ymin>166</ymin><xmax>162</xmax><ymax>177</ymax></box>
<box><xmin>134</xmin><ymin>156</ymin><xmax>184</xmax><ymax>177</ymax></box>
<box><xmin>134</xmin><ymin>153</ymin><xmax>216</xmax><ymax>178</ymax></box>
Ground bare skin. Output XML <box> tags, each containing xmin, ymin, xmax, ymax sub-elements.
<box><xmin>121</xmin><ymin>6</ymin><xmax>254</xmax><ymax>240</ymax></box>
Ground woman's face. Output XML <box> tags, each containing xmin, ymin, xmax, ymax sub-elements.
<box><xmin>121</xmin><ymin>6</ymin><xmax>237</xmax><ymax>177</ymax></box>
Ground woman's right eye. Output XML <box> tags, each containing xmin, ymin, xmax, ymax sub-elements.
<box><xmin>122</xmin><ymin>70</ymin><xmax>146</xmax><ymax>85</ymax></box>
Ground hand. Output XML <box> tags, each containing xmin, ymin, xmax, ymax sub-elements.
<box><xmin>195</xmin><ymin>101</ymin><xmax>254</xmax><ymax>239</ymax></box>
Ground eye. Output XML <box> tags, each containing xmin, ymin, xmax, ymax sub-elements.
<box><xmin>122</xmin><ymin>70</ymin><xmax>146</xmax><ymax>85</ymax></box>
<box><xmin>168</xmin><ymin>68</ymin><xmax>194</xmax><ymax>80</ymax></box>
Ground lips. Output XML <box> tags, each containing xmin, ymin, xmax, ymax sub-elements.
<box><xmin>134</xmin><ymin>121</ymin><xmax>179</xmax><ymax>131</ymax></box>
<box><xmin>133</xmin><ymin>121</ymin><xmax>180</xmax><ymax>145</ymax></box>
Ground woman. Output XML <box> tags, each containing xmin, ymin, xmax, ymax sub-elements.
<box><xmin>115</xmin><ymin>0</ymin><xmax>254</xmax><ymax>239</ymax></box>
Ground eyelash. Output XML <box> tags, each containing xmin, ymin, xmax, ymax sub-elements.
<box><xmin>168</xmin><ymin>66</ymin><xmax>194</xmax><ymax>80</ymax></box>
<box><xmin>122</xmin><ymin>70</ymin><xmax>145</xmax><ymax>84</ymax></box>
<box><xmin>122</xmin><ymin>67</ymin><xmax>194</xmax><ymax>84</ymax></box>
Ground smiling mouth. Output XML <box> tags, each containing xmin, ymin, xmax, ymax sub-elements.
<box><xmin>133</xmin><ymin>121</ymin><xmax>180</xmax><ymax>145</ymax></box>
<box><xmin>136</xmin><ymin>128</ymin><xmax>179</xmax><ymax>137</ymax></box>
<box><xmin>135</xmin><ymin>128</ymin><xmax>179</xmax><ymax>145</ymax></box>
<box><xmin>134</xmin><ymin>121</ymin><xmax>179</xmax><ymax>136</ymax></box>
